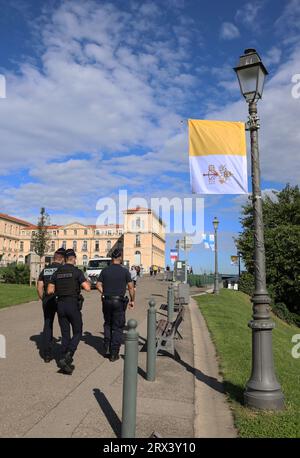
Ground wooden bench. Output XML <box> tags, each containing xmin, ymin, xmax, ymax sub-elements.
<box><xmin>156</xmin><ymin>306</ymin><xmax>185</xmax><ymax>356</ymax></box>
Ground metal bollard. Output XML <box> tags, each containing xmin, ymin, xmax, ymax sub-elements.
<box><xmin>121</xmin><ymin>319</ymin><xmax>139</xmax><ymax>438</ymax></box>
<box><xmin>147</xmin><ymin>299</ymin><xmax>156</xmax><ymax>381</ymax></box>
<box><xmin>167</xmin><ymin>285</ymin><xmax>174</xmax><ymax>323</ymax></box>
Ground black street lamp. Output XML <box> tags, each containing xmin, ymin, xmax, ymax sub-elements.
<box><xmin>213</xmin><ymin>217</ymin><xmax>219</xmax><ymax>294</ymax></box>
<box><xmin>234</xmin><ymin>49</ymin><xmax>284</xmax><ymax>410</ymax></box>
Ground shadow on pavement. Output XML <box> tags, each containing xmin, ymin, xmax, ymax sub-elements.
<box><xmin>176</xmin><ymin>355</ymin><xmax>244</xmax><ymax>403</ymax></box>
<box><xmin>30</xmin><ymin>333</ymin><xmax>61</xmax><ymax>362</ymax></box>
<box><xmin>93</xmin><ymin>388</ymin><xmax>121</xmax><ymax>438</ymax></box>
<box><xmin>82</xmin><ymin>331</ymin><xmax>107</xmax><ymax>357</ymax></box>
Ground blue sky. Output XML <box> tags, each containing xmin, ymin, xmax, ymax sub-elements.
<box><xmin>0</xmin><ymin>0</ymin><xmax>300</xmax><ymax>273</ymax></box>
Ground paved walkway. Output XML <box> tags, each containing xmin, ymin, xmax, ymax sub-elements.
<box><xmin>0</xmin><ymin>276</ymin><xmax>236</xmax><ymax>438</ymax></box>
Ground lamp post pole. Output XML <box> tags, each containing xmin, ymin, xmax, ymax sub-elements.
<box><xmin>234</xmin><ymin>49</ymin><xmax>284</xmax><ymax>410</ymax></box>
<box><xmin>213</xmin><ymin>217</ymin><xmax>219</xmax><ymax>294</ymax></box>
<box><xmin>237</xmin><ymin>251</ymin><xmax>241</xmax><ymax>280</ymax></box>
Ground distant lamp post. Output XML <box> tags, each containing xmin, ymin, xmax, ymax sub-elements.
<box><xmin>234</xmin><ymin>49</ymin><xmax>284</xmax><ymax>410</ymax></box>
<box><xmin>213</xmin><ymin>217</ymin><xmax>219</xmax><ymax>294</ymax></box>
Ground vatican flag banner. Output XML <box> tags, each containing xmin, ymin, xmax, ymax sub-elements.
<box><xmin>189</xmin><ymin>119</ymin><xmax>248</xmax><ymax>194</ymax></box>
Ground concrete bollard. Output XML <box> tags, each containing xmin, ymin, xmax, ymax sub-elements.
<box><xmin>167</xmin><ymin>285</ymin><xmax>174</xmax><ymax>323</ymax></box>
<box><xmin>147</xmin><ymin>299</ymin><xmax>156</xmax><ymax>382</ymax></box>
<box><xmin>121</xmin><ymin>319</ymin><xmax>139</xmax><ymax>438</ymax></box>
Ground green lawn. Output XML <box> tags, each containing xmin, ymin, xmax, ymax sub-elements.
<box><xmin>0</xmin><ymin>283</ymin><xmax>38</xmax><ymax>309</ymax></box>
<box><xmin>195</xmin><ymin>289</ymin><xmax>300</xmax><ymax>438</ymax></box>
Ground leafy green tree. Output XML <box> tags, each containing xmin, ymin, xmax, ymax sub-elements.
<box><xmin>236</xmin><ymin>184</ymin><xmax>300</xmax><ymax>315</ymax></box>
<box><xmin>31</xmin><ymin>208</ymin><xmax>50</xmax><ymax>271</ymax></box>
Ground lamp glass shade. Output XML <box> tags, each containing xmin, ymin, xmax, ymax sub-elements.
<box><xmin>213</xmin><ymin>218</ymin><xmax>219</xmax><ymax>230</ymax></box>
<box><xmin>234</xmin><ymin>49</ymin><xmax>268</xmax><ymax>102</ymax></box>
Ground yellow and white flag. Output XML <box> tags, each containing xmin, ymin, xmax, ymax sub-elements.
<box><xmin>189</xmin><ymin>119</ymin><xmax>248</xmax><ymax>194</ymax></box>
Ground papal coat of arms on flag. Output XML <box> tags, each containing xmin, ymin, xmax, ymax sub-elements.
<box><xmin>188</xmin><ymin>119</ymin><xmax>248</xmax><ymax>194</ymax></box>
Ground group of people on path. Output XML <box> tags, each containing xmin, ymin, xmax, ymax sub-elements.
<box><xmin>37</xmin><ymin>248</ymin><xmax>135</xmax><ymax>374</ymax></box>
<box><xmin>149</xmin><ymin>265</ymin><xmax>159</xmax><ymax>276</ymax></box>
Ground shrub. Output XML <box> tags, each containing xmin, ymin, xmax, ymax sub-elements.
<box><xmin>272</xmin><ymin>302</ymin><xmax>300</xmax><ymax>327</ymax></box>
<box><xmin>2</xmin><ymin>263</ymin><xmax>30</xmax><ymax>284</ymax></box>
<box><xmin>238</xmin><ymin>271</ymin><xmax>254</xmax><ymax>296</ymax></box>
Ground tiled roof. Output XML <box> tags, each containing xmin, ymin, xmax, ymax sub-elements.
<box><xmin>0</xmin><ymin>213</ymin><xmax>32</xmax><ymax>227</ymax></box>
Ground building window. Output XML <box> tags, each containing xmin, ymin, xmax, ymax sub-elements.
<box><xmin>134</xmin><ymin>250</ymin><xmax>141</xmax><ymax>266</ymax></box>
<box><xmin>74</xmin><ymin>229</ymin><xmax>77</xmax><ymax>235</ymax></box>
<box><xmin>73</xmin><ymin>241</ymin><xmax>77</xmax><ymax>251</ymax></box>
<box><xmin>53</xmin><ymin>231</ymin><xmax>56</xmax><ymax>236</ymax></box>
<box><xmin>135</xmin><ymin>234</ymin><xmax>141</xmax><ymax>247</ymax></box>
<box><xmin>84</xmin><ymin>229</ymin><xmax>88</xmax><ymax>235</ymax></box>
<box><xmin>95</xmin><ymin>241</ymin><xmax>99</xmax><ymax>251</ymax></box>
<box><xmin>136</xmin><ymin>217</ymin><xmax>141</xmax><ymax>229</ymax></box>
<box><xmin>64</xmin><ymin>230</ymin><xmax>67</xmax><ymax>235</ymax></box>
<box><xmin>107</xmin><ymin>240</ymin><xmax>111</xmax><ymax>251</ymax></box>
<box><xmin>82</xmin><ymin>240</ymin><xmax>88</xmax><ymax>251</ymax></box>
<box><xmin>20</xmin><ymin>241</ymin><xmax>24</xmax><ymax>252</ymax></box>
<box><xmin>83</xmin><ymin>255</ymin><xmax>88</xmax><ymax>266</ymax></box>
<box><xmin>51</xmin><ymin>241</ymin><xmax>55</xmax><ymax>252</ymax></box>
<box><xmin>62</xmin><ymin>241</ymin><xmax>67</xmax><ymax>249</ymax></box>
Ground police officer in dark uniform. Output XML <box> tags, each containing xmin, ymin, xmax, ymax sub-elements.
<box><xmin>96</xmin><ymin>249</ymin><xmax>135</xmax><ymax>362</ymax></box>
<box><xmin>37</xmin><ymin>247</ymin><xmax>66</xmax><ymax>362</ymax></box>
<box><xmin>47</xmin><ymin>249</ymin><xmax>91</xmax><ymax>374</ymax></box>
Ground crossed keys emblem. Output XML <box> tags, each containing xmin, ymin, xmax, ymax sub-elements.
<box><xmin>203</xmin><ymin>164</ymin><xmax>233</xmax><ymax>184</ymax></box>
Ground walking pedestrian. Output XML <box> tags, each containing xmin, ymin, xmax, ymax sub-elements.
<box><xmin>37</xmin><ymin>247</ymin><xmax>65</xmax><ymax>362</ymax></box>
<box><xmin>47</xmin><ymin>249</ymin><xmax>91</xmax><ymax>374</ymax></box>
<box><xmin>96</xmin><ymin>249</ymin><xmax>135</xmax><ymax>362</ymax></box>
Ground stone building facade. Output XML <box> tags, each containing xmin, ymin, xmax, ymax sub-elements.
<box><xmin>0</xmin><ymin>208</ymin><xmax>165</xmax><ymax>270</ymax></box>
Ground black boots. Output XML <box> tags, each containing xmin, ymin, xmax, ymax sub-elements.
<box><xmin>58</xmin><ymin>351</ymin><xmax>75</xmax><ymax>374</ymax></box>
<box><xmin>109</xmin><ymin>354</ymin><xmax>120</xmax><ymax>362</ymax></box>
<box><xmin>44</xmin><ymin>349</ymin><xmax>52</xmax><ymax>363</ymax></box>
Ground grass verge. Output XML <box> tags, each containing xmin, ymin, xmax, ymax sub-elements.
<box><xmin>195</xmin><ymin>289</ymin><xmax>300</xmax><ymax>438</ymax></box>
<box><xmin>0</xmin><ymin>283</ymin><xmax>38</xmax><ymax>309</ymax></box>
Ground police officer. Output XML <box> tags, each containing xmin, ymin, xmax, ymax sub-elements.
<box><xmin>37</xmin><ymin>247</ymin><xmax>66</xmax><ymax>362</ymax></box>
<box><xmin>47</xmin><ymin>249</ymin><xmax>91</xmax><ymax>374</ymax></box>
<box><xmin>96</xmin><ymin>249</ymin><xmax>135</xmax><ymax>362</ymax></box>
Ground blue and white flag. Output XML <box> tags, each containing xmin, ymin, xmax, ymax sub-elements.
<box><xmin>202</xmin><ymin>233</ymin><xmax>215</xmax><ymax>251</ymax></box>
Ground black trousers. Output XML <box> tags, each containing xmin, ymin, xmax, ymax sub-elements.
<box><xmin>57</xmin><ymin>299</ymin><xmax>82</xmax><ymax>355</ymax></box>
<box><xmin>42</xmin><ymin>297</ymin><xmax>57</xmax><ymax>352</ymax></box>
<box><xmin>102</xmin><ymin>298</ymin><xmax>126</xmax><ymax>355</ymax></box>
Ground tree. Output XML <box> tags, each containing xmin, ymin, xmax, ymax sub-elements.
<box><xmin>31</xmin><ymin>207</ymin><xmax>50</xmax><ymax>270</ymax></box>
<box><xmin>236</xmin><ymin>184</ymin><xmax>300</xmax><ymax>315</ymax></box>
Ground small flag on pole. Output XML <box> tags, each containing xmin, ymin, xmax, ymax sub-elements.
<box><xmin>189</xmin><ymin>119</ymin><xmax>248</xmax><ymax>194</ymax></box>
<box><xmin>202</xmin><ymin>233</ymin><xmax>215</xmax><ymax>251</ymax></box>
<box><xmin>231</xmin><ymin>255</ymin><xmax>239</xmax><ymax>265</ymax></box>
<box><xmin>170</xmin><ymin>249</ymin><xmax>178</xmax><ymax>264</ymax></box>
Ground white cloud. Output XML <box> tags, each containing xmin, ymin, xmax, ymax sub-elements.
<box><xmin>220</xmin><ymin>22</ymin><xmax>240</xmax><ymax>40</ymax></box>
<box><xmin>263</xmin><ymin>47</ymin><xmax>282</xmax><ymax>67</ymax></box>
<box><xmin>275</xmin><ymin>0</ymin><xmax>300</xmax><ymax>37</ymax></box>
<box><xmin>235</xmin><ymin>1</ymin><xmax>264</xmax><ymax>29</ymax></box>
<box><xmin>0</xmin><ymin>0</ymin><xmax>200</xmax><ymax>216</ymax></box>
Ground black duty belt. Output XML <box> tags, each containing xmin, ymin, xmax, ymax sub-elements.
<box><xmin>102</xmin><ymin>295</ymin><xmax>125</xmax><ymax>301</ymax></box>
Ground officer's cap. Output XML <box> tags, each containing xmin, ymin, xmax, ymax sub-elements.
<box><xmin>65</xmin><ymin>248</ymin><xmax>76</xmax><ymax>258</ymax></box>
<box><xmin>55</xmin><ymin>247</ymin><xmax>66</xmax><ymax>256</ymax></box>
<box><xmin>111</xmin><ymin>249</ymin><xmax>122</xmax><ymax>259</ymax></box>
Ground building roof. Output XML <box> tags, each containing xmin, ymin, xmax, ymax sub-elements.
<box><xmin>21</xmin><ymin>223</ymin><xmax>124</xmax><ymax>230</ymax></box>
<box><xmin>0</xmin><ymin>213</ymin><xmax>32</xmax><ymax>227</ymax></box>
